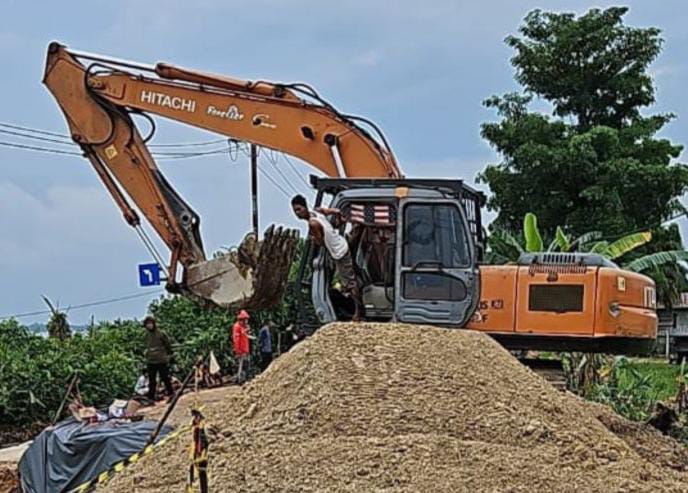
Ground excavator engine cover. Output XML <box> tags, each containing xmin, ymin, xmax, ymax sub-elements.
<box><xmin>185</xmin><ymin>225</ymin><xmax>299</xmax><ymax>310</ymax></box>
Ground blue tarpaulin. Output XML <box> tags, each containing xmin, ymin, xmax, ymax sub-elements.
<box><xmin>19</xmin><ymin>417</ymin><xmax>171</xmax><ymax>493</ymax></box>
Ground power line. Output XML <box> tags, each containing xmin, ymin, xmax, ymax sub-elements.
<box><xmin>153</xmin><ymin>148</ymin><xmax>230</xmax><ymax>158</ymax></box>
<box><xmin>0</xmin><ymin>137</ymin><xmax>232</xmax><ymax>160</ymax></box>
<box><xmin>0</xmin><ymin>128</ymin><xmax>74</xmax><ymax>146</ymax></box>
<box><xmin>149</xmin><ymin>139</ymin><xmax>228</xmax><ymax>148</ymax></box>
<box><xmin>0</xmin><ymin>121</ymin><xmax>70</xmax><ymax>138</ymax></box>
<box><xmin>0</xmin><ymin>140</ymin><xmax>81</xmax><ymax>155</ymax></box>
<box><xmin>281</xmin><ymin>153</ymin><xmax>312</xmax><ymax>189</ymax></box>
<box><xmin>268</xmin><ymin>159</ymin><xmax>301</xmax><ymax>195</ymax></box>
<box><xmin>0</xmin><ymin>121</ymin><xmax>231</xmax><ymax>148</ymax></box>
<box><xmin>257</xmin><ymin>163</ymin><xmax>291</xmax><ymax>198</ymax></box>
<box><xmin>0</xmin><ymin>290</ymin><xmax>165</xmax><ymax>320</ymax></box>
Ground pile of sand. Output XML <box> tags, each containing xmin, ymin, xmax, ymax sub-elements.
<box><xmin>101</xmin><ymin>323</ymin><xmax>688</xmax><ymax>492</ymax></box>
<box><xmin>0</xmin><ymin>463</ymin><xmax>18</xmax><ymax>493</ymax></box>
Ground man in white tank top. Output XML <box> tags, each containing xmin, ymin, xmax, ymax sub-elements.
<box><xmin>292</xmin><ymin>194</ymin><xmax>363</xmax><ymax>321</ymax></box>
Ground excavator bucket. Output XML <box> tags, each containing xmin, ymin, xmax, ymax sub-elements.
<box><xmin>184</xmin><ymin>225</ymin><xmax>300</xmax><ymax>310</ymax></box>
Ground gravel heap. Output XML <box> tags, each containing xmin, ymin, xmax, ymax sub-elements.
<box><xmin>101</xmin><ymin>323</ymin><xmax>688</xmax><ymax>492</ymax></box>
<box><xmin>0</xmin><ymin>463</ymin><xmax>17</xmax><ymax>493</ymax></box>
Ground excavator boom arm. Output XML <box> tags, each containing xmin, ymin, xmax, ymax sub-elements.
<box><xmin>42</xmin><ymin>43</ymin><xmax>400</xmax><ymax>307</ymax></box>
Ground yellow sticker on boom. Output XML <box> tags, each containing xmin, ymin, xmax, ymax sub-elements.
<box><xmin>104</xmin><ymin>145</ymin><xmax>118</xmax><ymax>159</ymax></box>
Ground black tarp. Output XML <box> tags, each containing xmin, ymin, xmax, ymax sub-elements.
<box><xmin>18</xmin><ymin>417</ymin><xmax>172</xmax><ymax>493</ymax></box>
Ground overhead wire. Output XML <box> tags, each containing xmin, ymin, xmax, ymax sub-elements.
<box><xmin>0</xmin><ymin>121</ymin><xmax>233</xmax><ymax>151</ymax></box>
<box><xmin>0</xmin><ymin>121</ymin><xmax>70</xmax><ymax>138</ymax></box>
<box><xmin>0</xmin><ymin>289</ymin><xmax>166</xmax><ymax>320</ymax></box>
<box><xmin>256</xmin><ymin>164</ymin><xmax>291</xmax><ymax>198</ymax></box>
<box><xmin>0</xmin><ymin>132</ymin><xmax>233</xmax><ymax>160</ymax></box>
<box><xmin>268</xmin><ymin>158</ymin><xmax>301</xmax><ymax>195</ymax></box>
<box><xmin>243</xmin><ymin>144</ymin><xmax>302</xmax><ymax>197</ymax></box>
<box><xmin>0</xmin><ymin>128</ymin><xmax>74</xmax><ymax>146</ymax></box>
<box><xmin>1</xmin><ymin>120</ymin><xmax>313</xmax><ymax>196</ymax></box>
<box><xmin>149</xmin><ymin>139</ymin><xmax>228</xmax><ymax>148</ymax></box>
<box><xmin>281</xmin><ymin>153</ymin><xmax>312</xmax><ymax>189</ymax></box>
<box><xmin>0</xmin><ymin>140</ymin><xmax>81</xmax><ymax>156</ymax></box>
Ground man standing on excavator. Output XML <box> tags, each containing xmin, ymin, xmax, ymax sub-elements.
<box><xmin>291</xmin><ymin>195</ymin><xmax>363</xmax><ymax>321</ymax></box>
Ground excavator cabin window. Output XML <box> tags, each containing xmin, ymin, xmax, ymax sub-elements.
<box><xmin>401</xmin><ymin>203</ymin><xmax>471</xmax><ymax>302</ymax></box>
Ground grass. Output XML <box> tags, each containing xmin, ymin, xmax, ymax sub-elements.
<box><xmin>622</xmin><ymin>358</ymin><xmax>680</xmax><ymax>401</ymax></box>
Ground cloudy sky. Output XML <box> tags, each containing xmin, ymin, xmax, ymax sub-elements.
<box><xmin>1</xmin><ymin>0</ymin><xmax>686</xmax><ymax>324</ymax></box>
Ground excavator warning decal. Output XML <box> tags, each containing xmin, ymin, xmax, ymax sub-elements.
<box><xmin>104</xmin><ymin>145</ymin><xmax>118</xmax><ymax>159</ymax></box>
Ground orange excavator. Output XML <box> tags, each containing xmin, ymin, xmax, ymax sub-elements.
<box><xmin>43</xmin><ymin>43</ymin><xmax>658</xmax><ymax>353</ymax></box>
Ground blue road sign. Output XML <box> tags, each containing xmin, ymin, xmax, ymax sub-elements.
<box><xmin>138</xmin><ymin>263</ymin><xmax>162</xmax><ymax>287</ymax></box>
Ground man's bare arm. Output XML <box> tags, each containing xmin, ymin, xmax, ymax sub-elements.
<box><xmin>314</xmin><ymin>206</ymin><xmax>341</xmax><ymax>215</ymax></box>
<box><xmin>308</xmin><ymin>219</ymin><xmax>324</xmax><ymax>246</ymax></box>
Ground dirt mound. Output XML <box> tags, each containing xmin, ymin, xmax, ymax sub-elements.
<box><xmin>584</xmin><ymin>399</ymin><xmax>688</xmax><ymax>472</ymax></box>
<box><xmin>0</xmin><ymin>463</ymin><xmax>18</xmax><ymax>493</ymax></box>
<box><xmin>101</xmin><ymin>323</ymin><xmax>688</xmax><ymax>492</ymax></box>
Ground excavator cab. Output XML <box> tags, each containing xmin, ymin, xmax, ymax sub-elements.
<box><xmin>303</xmin><ymin>177</ymin><xmax>484</xmax><ymax>326</ymax></box>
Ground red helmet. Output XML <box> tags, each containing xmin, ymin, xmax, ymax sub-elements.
<box><xmin>237</xmin><ymin>310</ymin><xmax>250</xmax><ymax>320</ymax></box>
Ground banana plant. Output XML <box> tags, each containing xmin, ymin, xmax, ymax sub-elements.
<box><xmin>486</xmin><ymin>213</ymin><xmax>687</xmax><ymax>277</ymax></box>
<box><xmin>624</xmin><ymin>250</ymin><xmax>688</xmax><ymax>273</ymax></box>
<box><xmin>523</xmin><ymin>213</ymin><xmax>543</xmax><ymax>252</ymax></box>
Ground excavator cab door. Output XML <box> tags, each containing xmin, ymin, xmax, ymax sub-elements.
<box><xmin>394</xmin><ymin>198</ymin><xmax>479</xmax><ymax>326</ymax></box>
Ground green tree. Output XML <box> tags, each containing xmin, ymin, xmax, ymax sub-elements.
<box><xmin>479</xmin><ymin>7</ymin><xmax>688</xmax><ymax>245</ymax></box>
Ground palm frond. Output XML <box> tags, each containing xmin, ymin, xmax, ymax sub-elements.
<box><xmin>603</xmin><ymin>231</ymin><xmax>652</xmax><ymax>260</ymax></box>
<box><xmin>571</xmin><ymin>231</ymin><xmax>603</xmax><ymax>251</ymax></box>
<box><xmin>624</xmin><ymin>250</ymin><xmax>688</xmax><ymax>272</ymax></box>
<box><xmin>588</xmin><ymin>241</ymin><xmax>609</xmax><ymax>254</ymax></box>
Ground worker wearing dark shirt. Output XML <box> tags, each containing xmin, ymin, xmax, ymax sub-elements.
<box><xmin>143</xmin><ymin>315</ymin><xmax>174</xmax><ymax>401</ymax></box>
<box><xmin>259</xmin><ymin>323</ymin><xmax>273</xmax><ymax>370</ymax></box>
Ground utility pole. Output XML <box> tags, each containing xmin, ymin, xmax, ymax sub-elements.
<box><xmin>250</xmin><ymin>144</ymin><xmax>259</xmax><ymax>237</ymax></box>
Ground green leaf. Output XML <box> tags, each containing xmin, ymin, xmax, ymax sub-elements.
<box><xmin>571</xmin><ymin>231</ymin><xmax>603</xmax><ymax>251</ymax></box>
<box><xmin>523</xmin><ymin>213</ymin><xmax>543</xmax><ymax>252</ymax></box>
<box><xmin>554</xmin><ymin>226</ymin><xmax>571</xmax><ymax>252</ymax></box>
<box><xmin>589</xmin><ymin>241</ymin><xmax>609</xmax><ymax>254</ymax></box>
<box><xmin>624</xmin><ymin>250</ymin><xmax>688</xmax><ymax>272</ymax></box>
<box><xmin>487</xmin><ymin>229</ymin><xmax>524</xmax><ymax>262</ymax></box>
<box><xmin>603</xmin><ymin>231</ymin><xmax>652</xmax><ymax>260</ymax></box>
<box><xmin>546</xmin><ymin>238</ymin><xmax>559</xmax><ymax>252</ymax></box>
<box><xmin>28</xmin><ymin>390</ymin><xmax>46</xmax><ymax>408</ymax></box>
<box><xmin>484</xmin><ymin>251</ymin><xmax>510</xmax><ymax>264</ymax></box>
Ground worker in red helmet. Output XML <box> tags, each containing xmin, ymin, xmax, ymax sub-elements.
<box><xmin>232</xmin><ymin>310</ymin><xmax>253</xmax><ymax>384</ymax></box>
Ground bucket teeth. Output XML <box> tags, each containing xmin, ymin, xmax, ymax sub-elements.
<box><xmin>184</xmin><ymin>225</ymin><xmax>300</xmax><ymax>310</ymax></box>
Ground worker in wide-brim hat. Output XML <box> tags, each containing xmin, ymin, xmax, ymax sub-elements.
<box><xmin>232</xmin><ymin>310</ymin><xmax>253</xmax><ymax>384</ymax></box>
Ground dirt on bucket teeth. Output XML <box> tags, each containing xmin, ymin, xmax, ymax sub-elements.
<box><xmin>100</xmin><ymin>322</ymin><xmax>688</xmax><ymax>493</ymax></box>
